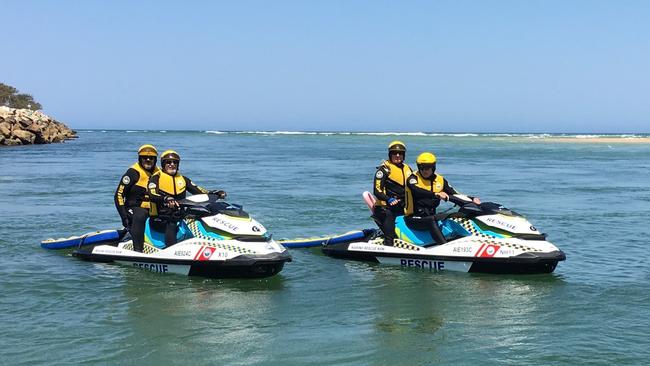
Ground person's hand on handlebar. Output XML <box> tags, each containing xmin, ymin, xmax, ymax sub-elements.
<box><xmin>472</xmin><ymin>197</ymin><xmax>481</xmax><ymax>204</ymax></box>
<box><xmin>164</xmin><ymin>196</ymin><xmax>180</xmax><ymax>209</ymax></box>
<box><xmin>209</xmin><ymin>190</ymin><xmax>227</xmax><ymax>199</ymax></box>
<box><xmin>436</xmin><ymin>192</ymin><xmax>449</xmax><ymax>201</ymax></box>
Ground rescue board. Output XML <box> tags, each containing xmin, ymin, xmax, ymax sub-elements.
<box><xmin>279</xmin><ymin>229</ymin><xmax>375</xmax><ymax>248</ymax></box>
<box><xmin>362</xmin><ymin>191</ymin><xmax>376</xmax><ymax>212</ymax></box>
<box><xmin>41</xmin><ymin>229</ymin><xmax>123</xmax><ymax>250</ymax></box>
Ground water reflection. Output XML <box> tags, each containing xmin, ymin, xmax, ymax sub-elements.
<box><xmin>116</xmin><ymin>268</ymin><xmax>287</xmax><ymax>364</ymax></box>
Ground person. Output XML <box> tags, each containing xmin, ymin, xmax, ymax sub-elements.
<box><xmin>373</xmin><ymin>140</ymin><xmax>413</xmax><ymax>246</ymax></box>
<box><xmin>404</xmin><ymin>152</ymin><xmax>481</xmax><ymax>245</ymax></box>
<box><xmin>114</xmin><ymin>144</ymin><xmax>161</xmax><ymax>252</ymax></box>
<box><xmin>148</xmin><ymin>150</ymin><xmax>226</xmax><ymax>247</ymax></box>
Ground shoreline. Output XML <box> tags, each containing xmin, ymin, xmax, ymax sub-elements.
<box><xmin>74</xmin><ymin>130</ymin><xmax>650</xmax><ymax>143</ymax></box>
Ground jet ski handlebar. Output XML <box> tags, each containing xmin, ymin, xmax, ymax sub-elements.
<box><xmin>448</xmin><ymin>194</ymin><xmax>473</xmax><ymax>206</ymax></box>
<box><xmin>173</xmin><ymin>194</ymin><xmax>226</xmax><ymax>216</ymax></box>
<box><xmin>176</xmin><ymin>194</ymin><xmax>250</xmax><ymax>219</ymax></box>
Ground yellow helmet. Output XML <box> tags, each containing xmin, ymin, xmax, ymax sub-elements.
<box><xmin>160</xmin><ymin>150</ymin><xmax>180</xmax><ymax>162</ymax></box>
<box><xmin>388</xmin><ymin>140</ymin><xmax>406</xmax><ymax>153</ymax></box>
<box><xmin>137</xmin><ymin>144</ymin><xmax>158</xmax><ymax>157</ymax></box>
<box><xmin>416</xmin><ymin>152</ymin><xmax>437</xmax><ymax>165</ymax></box>
<box><xmin>416</xmin><ymin>152</ymin><xmax>437</xmax><ymax>173</ymax></box>
<box><xmin>388</xmin><ymin>141</ymin><xmax>406</xmax><ymax>159</ymax></box>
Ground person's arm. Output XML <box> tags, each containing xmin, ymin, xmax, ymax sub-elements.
<box><xmin>442</xmin><ymin>179</ymin><xmax>460</xmax><ymax>196</ymax></box>
<box><xmin>373</xmin><ymin>166</ymin><xmax>391</xmax><ymax>202</ymax></box>
<box><xmin>184</xmin><ymin>176</ymin><xmax>209</xmax><ymax>195</ymax></box>
<box><xmin>443</xmin><ymin>180</ymin><xmax>481</xmax><ymax>204</ymax></box>
<box><xmin>114</xmin><ymin>169</ymin><xmax>138</xmax><ymax>227</ymax></box>
<box><xmin>148</xmin><ymin>174</ymin><xmax>179</xmax><ymax>210</ymax></box>
<box><xmin>147</xmin><ymin>175</ymin><xmax>166</xmax><ymax>205</ymax></box>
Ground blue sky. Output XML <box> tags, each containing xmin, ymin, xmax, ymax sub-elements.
<box><xmin>3</xmin><ymin>0</ymin><xmax>649</xmax><ymax>132</ymax></box>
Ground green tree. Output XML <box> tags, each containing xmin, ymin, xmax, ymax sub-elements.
<box><xmin>0</xmin><ymin>83</ymin><xmax>43</xmax><ymax>110</ymax></box>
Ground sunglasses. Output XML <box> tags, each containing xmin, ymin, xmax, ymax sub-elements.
<box><xmin>141</xmin><ymin>156</ymin><xmax>156</xmax><ymax>161</ymax></box>
<box><xmin>164</xmin><ymin>160</ymin><xmax>178</xmax><ymax>166</ymax></box>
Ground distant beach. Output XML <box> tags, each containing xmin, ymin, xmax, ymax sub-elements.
<box><xmin>84</xmin><ymin>130</ymin><xmax>650</xmax><ymax>144</ymax></box>
<box><xmin>530</xmin><ymin>137</ymin><xmax>650</xmax><ymax>144</ymax></box>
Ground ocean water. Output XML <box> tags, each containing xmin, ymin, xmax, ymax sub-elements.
<box><xmin>1</xmin><ymin>131</ymin><xmax>649</xmax><ymax>365</ymax></box>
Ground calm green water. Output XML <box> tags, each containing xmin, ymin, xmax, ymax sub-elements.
<box><xmin>1</xmin><ymin>131</ymin><xmax>649</xmax><ymax>365</ymax></box>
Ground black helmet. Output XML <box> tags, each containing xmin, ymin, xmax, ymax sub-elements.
<box><xmin>161</xmin><ymin>150</ymin><xmax>180</xmax><ymax>169</ymax></box>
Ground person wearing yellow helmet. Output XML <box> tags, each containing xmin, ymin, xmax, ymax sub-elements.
<box><xmin>114</xmin><ymin>144</ymin><xmax>161</xmax><ymax>252</ymax></box>
<box><xmin>373</xmin><ymin>140</ymin><xmax>413</xmax><ymax>246</ymax></box>
<box><xmin>148</xmin><ymin>150</ymin><xmax>227</xmax><ymax>247</ymax></box>
<box><xmin>404</xmin><ymin>152</ymin><xmax>481</xmax><ymax>245</ymax></box>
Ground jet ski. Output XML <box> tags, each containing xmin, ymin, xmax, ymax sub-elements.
<box><xmin>321</xmin><ymin>192</ymin><xmax>565</xmax><ymax>274</ymax></box>
<box><xmin>72</xmin><ymin>194</ymin><xmax>292</xmax><ymax>278</ymax></box>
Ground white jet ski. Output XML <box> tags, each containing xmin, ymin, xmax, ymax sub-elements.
<box><xmin>321</xmin><ymin>192</ymin><xmax>565</xmax><ymax>274</ymax></box>
<box><xmin>73</xmin><ymin>194</ymin><xmax>291</xmax><ymax>278</ymax></box>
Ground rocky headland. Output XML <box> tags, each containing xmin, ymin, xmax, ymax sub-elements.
<box><xmin>0</xmin><ymin>106</ymin><xmax>76</xmax><ymax>146</ymax></box>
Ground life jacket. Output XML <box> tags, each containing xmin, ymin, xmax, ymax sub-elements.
<box><xmin>375</xmin><ymin>160</ymin><xmax>413</xmax><ymax>206</ymax></box>
<box><xmin>404</xmin><ymin>172</ymin><xmax>445</xmax><ymax>216</ymax></box>
<box><xmin>155</xmin><ymin>171</ymin><xmax>187</xmax><ymax>198</ymax></box>
<box><xmin>149</xmin><ymin>171</ymin><xmax>187</xmax><ymax>217</ymax></box>
<box><xmin>126</xmin><ymin>162</ymin><xmax>158</xmax><ymax>209</ymax></box>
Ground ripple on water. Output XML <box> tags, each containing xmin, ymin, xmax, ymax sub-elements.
<box><xmin>2</xmin><ymin>132</ymin><xmax>650</xmax><ymax>364</ymax></box>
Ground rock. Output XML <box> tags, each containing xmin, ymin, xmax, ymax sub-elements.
<box><xmin>12</xmin><ymin>128</ymin><xmax>36</xmax><ymax>144</ymax></box>
<box><xmin>18</xmin><ymin>119</ymin><xmax>33</xmax><ymax>128</ymax></box>
<box><xmin>0</xmin><ymin>122</ymin><xmax>10</xmax><ymax>137</ymax></box>
<box><xmin>3</xmin><ymin>137</ymin><xmax>22</xmax><ymax>146</ymax></box>
<box><xmin>24</xmin><ymin>121</ymin><xmax>42</xmax><ymax>134</ymax></box>
<box><xmin>0</xmin><ymin>106</ymin><xmax>76</xmax><ymax>146</ymax></box>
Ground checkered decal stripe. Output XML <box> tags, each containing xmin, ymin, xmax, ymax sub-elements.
<box><xmin>186</xmin><ymin>220</ymin><xmax>206</xmax><ymax>239</ymax></box>
<box><xmin>185</xmin><ymin>220</ymin><xmax>258</xmax><ymax>254</ymax></box>
<box><xmin>450</xmin><ymin>217</ymin><xmax>497</xmax><ymax>238</ymax></box>
<box><xmin>127</xmin><ymin>238</ymin><xmax>258</xmax><ymax>254</ymax></box>
<box><xmin>468</xmin><ymin>238</ymin><xmax>543</xmax><ymax>253</ymax></box>
<box><xmin>393</xmin><ymin>239</ymin><xmax>421</xmax><ymax>251</ymax></box>
<box><xmin>495</xmin><ymin>240</ymin><xmax>542</xmax><ymax>253</ymax></box>
<box><xmin>123</xmin><ymin>242</ymin><xmax>161</xmax><ymax>254</ymax></box>
<box><xmin>201</xmin><ymin>241</ymin><xmax>257</xmax><ymax>254</ymax></box>
<box><xmin>374</xmin><ymin>237</ymin><xmax>421</xmax><ymax>251</ymax></box>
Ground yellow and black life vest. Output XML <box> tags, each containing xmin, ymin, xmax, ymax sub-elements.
<box><xmin>155</xmin><ymin>171</ymin><xmax>187</xmax><ymax>197</ymax></box>
<box><xmin>148</xmin><ymin>171</ymin><xmax>188</xmax><ymax>217</ymax></box>
<box><xmin>374</xmin><ymin>160</ymin><xmax>413</xmax><ymax>206</ymax></box>
<box><xmin>131</xmin><ymin>162</ymin><xmax>154</xmax><ymax>187</ymax></box>
<box><xmin>404</xmin><ymin>172</ymin><xmax>445</xmax><ymax>216</ymax></box>
<box><xmin>115</xmin><ymin>163</ymin><xmax>159</xmax><ymax>209</ymax></box>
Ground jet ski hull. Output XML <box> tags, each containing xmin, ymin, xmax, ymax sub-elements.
<box><xmin>73</xmin><ymin>249</ymin><xmax>291</xmax><ymax>278</ymax></box>
<box><xmin>322</xmin><ymin>241</ymin><xmax>566</xmax><ymax>274</ymax></box>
